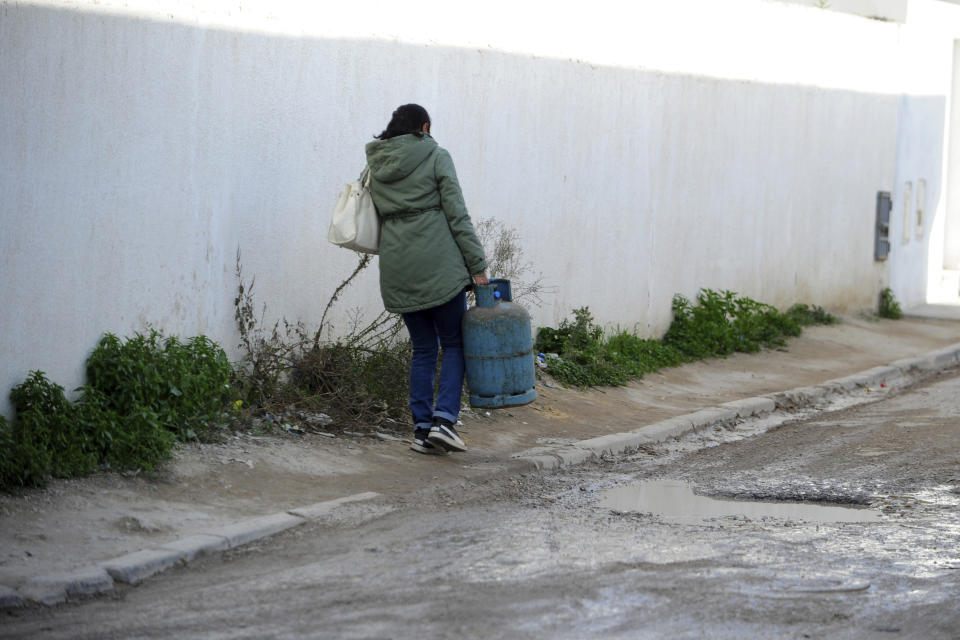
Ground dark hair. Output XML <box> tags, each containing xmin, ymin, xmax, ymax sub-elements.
<box><xmin>375</xmin><ymin>104</ymin><xmax>431</xmax><ymax>139</ymax></box>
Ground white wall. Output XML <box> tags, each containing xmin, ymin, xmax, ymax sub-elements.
<box><xmin>889</xmin><ymin>0</ymin><xmax>960</xmax><ymax>305</ymax></box>
<box><xmin>780</xmin><ymin>0</ymin><xmax>908</xmax><ymax>22</ymax></box>
<box><xmin>2</xmin><ymin>0</ymin><xmax>959</xmax><ymax>418</ymax></box>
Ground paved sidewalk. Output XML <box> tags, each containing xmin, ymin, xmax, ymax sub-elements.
<box><xmin>1</xmin><ymin>314</ymin><xmax>958</xmax><ymax>608</ymax></box>
<box><xmin>905</xmin><ymin>301</ymin><xmax>960</xmax><ymax>321</ymax></box>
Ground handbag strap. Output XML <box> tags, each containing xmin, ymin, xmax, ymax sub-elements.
<box><xmin>361</xmin><ymin>166</ymin><xmax>371</xmax><ymax>188</ymax></box>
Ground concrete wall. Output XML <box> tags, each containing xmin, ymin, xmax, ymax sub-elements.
<box><xmin>2</xmin><ymin>0</ymin><xmax>959</xmax><ymax>418</ymax></box>
<box><xmin>890</xmin><ymin>93</ymin><xmax>947</xmax><ymax>307</ymax></box>
<box><xmin>889</xmin><ymin>0</ymin><xmax>960</xmax><ymax>305</ymax></box>
<box><xmin>782</xmin><ymin>0</ymin><xmax>908</xmax><ymax>22</ymax></box>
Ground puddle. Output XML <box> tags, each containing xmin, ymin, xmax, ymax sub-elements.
<box><xmin>600</xmin><ymin>479</ymin><xmax>882</xmax><ymax>523</ymax></box>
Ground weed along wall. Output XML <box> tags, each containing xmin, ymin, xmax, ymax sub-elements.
<box><xmin>2</xmin><ymin>0</ymin><xmax>959</xmax><ymax>419</ymax></box>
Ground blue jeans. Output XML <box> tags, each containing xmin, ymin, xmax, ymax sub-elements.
<box><xmin>401</xmin><ymin>290</ymin><xmax>467</xmax><ymax>431</ymax></box>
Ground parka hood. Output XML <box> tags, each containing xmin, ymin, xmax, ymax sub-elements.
<box><xmin>365</xmin><ymin>134</ymin><xmax>438</xmax><ymax>183</ymax></box>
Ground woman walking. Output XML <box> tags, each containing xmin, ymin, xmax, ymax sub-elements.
<box><xmin>365</xmin><ymin>104</ymin><xmax>489</xmax><ymax>455</ymax></box>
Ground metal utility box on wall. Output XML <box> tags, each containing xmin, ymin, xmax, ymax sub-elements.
<box><xmin>876</xmin><ymin>191</ymin><xmax>891</xmax><ymax>261</ymax></box>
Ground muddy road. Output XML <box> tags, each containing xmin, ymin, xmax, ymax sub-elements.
<box><xmin>4</xmin><ymin>371</ymin><xmax>960</xmax><ymax>639</ymax></box>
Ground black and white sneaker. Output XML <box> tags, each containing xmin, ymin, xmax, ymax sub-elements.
<box><xmin>427</xmin><ymin>421</ymin><xmax>467</xmax><ymax>452</ymax></box>
<box><xmin>411</xmin><ymin>428</ymin><xmax>446</xmax><ymax>455</ymax></box>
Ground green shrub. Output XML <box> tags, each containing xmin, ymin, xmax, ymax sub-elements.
<box><xmin>0</xmin><ymin>410</ymin><xmax>50</xmax><ymax>490</ymax></box>
<box><xmin>663</xmin><ymin>292</ymin><xmax>726</xmax><ymax>359</ymax></box>
<box><xmin>878</xmin><ymin>287</ymin><xmax>903</xmax><ymax>319</ymax></box>
<box><xmin>732</xmin><ymin>295</ymin><xmax>802</xmax><ymax>350</ymax></box>
<box><xmin>664</xmin><ymin>289</ymin><xmax>804</xmax><ymax>359</ymax></box>
<box><xmin>787</xmin><ymin>303</ymin><xmax>839</xmax><ymax>326</ymax></box>
<box><xmin>535</xmin><ymin>308</ymin><xmax>630</xmax><ymax>387</ymax></box>
<box><xmin>86</xmin><ymin>330</ymin><xmax>232</xmax><ymax>441</ymax></box>
<box><xmin>537</xmin><ymin>291</ymin><xmax>838</xmax><ymax>389</ymax></box>
<box><xmin>0</xmin><ymin>414</ymin><xmax>22</xmax><ymax>488</ymax></box>
<box><xmin>76</xmin><ymin>387</ymin><xmax>175</xmax><ymax>472</ymax></box>
<box><xmin>604</xmin><ymin>332</ymin><xmax>684</xmax><ymax>377</ymax></box>
<box><xmin>535</xmin><ymin>308</ymin><xmax>604</xmax><ymax>356</ymax></box>
<box><xmin>1</xmin><ymin>329</ymin><xmax>231</xmax><ymax>491</ymax></box>
<box><xmin>543</xmin><ymin>355</ymin><xmax>629</xmax><ymax>388</ymax></box>
<box><xmin>8</xmin><ymin>372</ymin><xmax>99</xmax><ymax>484</ymax></box>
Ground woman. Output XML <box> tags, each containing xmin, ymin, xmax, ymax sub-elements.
<box><xmin>365</xmin><ymin>104</ymin><xmax>489</xmax><ymax>455</ymax></box>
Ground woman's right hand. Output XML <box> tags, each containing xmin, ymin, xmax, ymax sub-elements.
<box><xmin>472</xmin><ymin>273</ymin><xmax>490</xmax><ymax>286</ymax></box>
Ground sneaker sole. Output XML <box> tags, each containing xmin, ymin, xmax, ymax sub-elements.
<box><xmin>427</xmin><ymin>432</ymin><xmax>467</xmax><ymax>453</ymax></box>
<box><xmin>411</xmin><ymin>441</ymin><xmax>446</xmax><ymax>455</ymax></box>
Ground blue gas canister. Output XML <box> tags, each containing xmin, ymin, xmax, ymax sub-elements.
<box><xmin>462</xmin><ymin>279</ymin><xmax>537</xmax><ymax>408</ymax></box>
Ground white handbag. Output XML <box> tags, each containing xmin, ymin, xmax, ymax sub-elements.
<box><xmin>327</xmin><ymin>167</ymin><xmax>380</xmax><ymax>254</ymax></box>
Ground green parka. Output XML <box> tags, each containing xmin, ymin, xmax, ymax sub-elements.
<box><xmin>365</xmin><ymin>133</ymin><xmax>487</xmax><ymax>314</ymax></box>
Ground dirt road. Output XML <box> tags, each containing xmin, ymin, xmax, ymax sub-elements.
<box><xmin>4</xmin><ymin>368</ymin><xmax>958</xmax><ymax>639</ymax></box>
<box><xmin>1</xmin><ymin>314</ymin><xmax>959</xmax><ymax>592</ymax></box>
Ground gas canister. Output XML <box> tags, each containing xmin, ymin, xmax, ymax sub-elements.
<box><xmin>462</xmin><ymin>279</ymin><xmax>537</xmax><ymax>408</ymax></box>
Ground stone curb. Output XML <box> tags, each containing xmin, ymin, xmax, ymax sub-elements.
<box><xmin>771</xmin><ymin>384</ymin><xmax>831</xmax><ymax>408</ymax></box>
<box><xmin>687</xmin><ymin>407</ymin><xmax>739</xmax><ymax>429</ymax></box>
<box><xmin>18</xmin><ymin>567</ymin><xmax>114</xmax><ymax>605</ymax></box>
<box><xmin>203</xmin><ymin>512</ymin><xmax>307</xmax><ymax>549</ymax></box>
<box><xmin>720</xmin><ymin>397</ymin><xmax>777</xmax><ymax>417</ymax></box>
<box><xmin>158</xmin><ymin>534</ymin><xmax>231</xmax><ymax>563</ymax></box>
<box><xmin>101</xmin><ymin>548</ymin><xmax>185</xmax><ymax>586</ymax></box>
<box><xmin>0</xmin><ymin>585</ymin><xmax>24</xmax><ymax>609</ymax></box>
<box><xmin>515</xmin><ymin>342</ymin><xmax>960</xmax><ymax>473</ymax></box>
<box><xmin>287</xmin><ymin>491</ymin><xmax>381</xmax><ymax>519</ymax></box>
<box><xmin>5</xmin><ymin>492</ymin><xmax>381</xmax><ymax>607</ymax></box>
